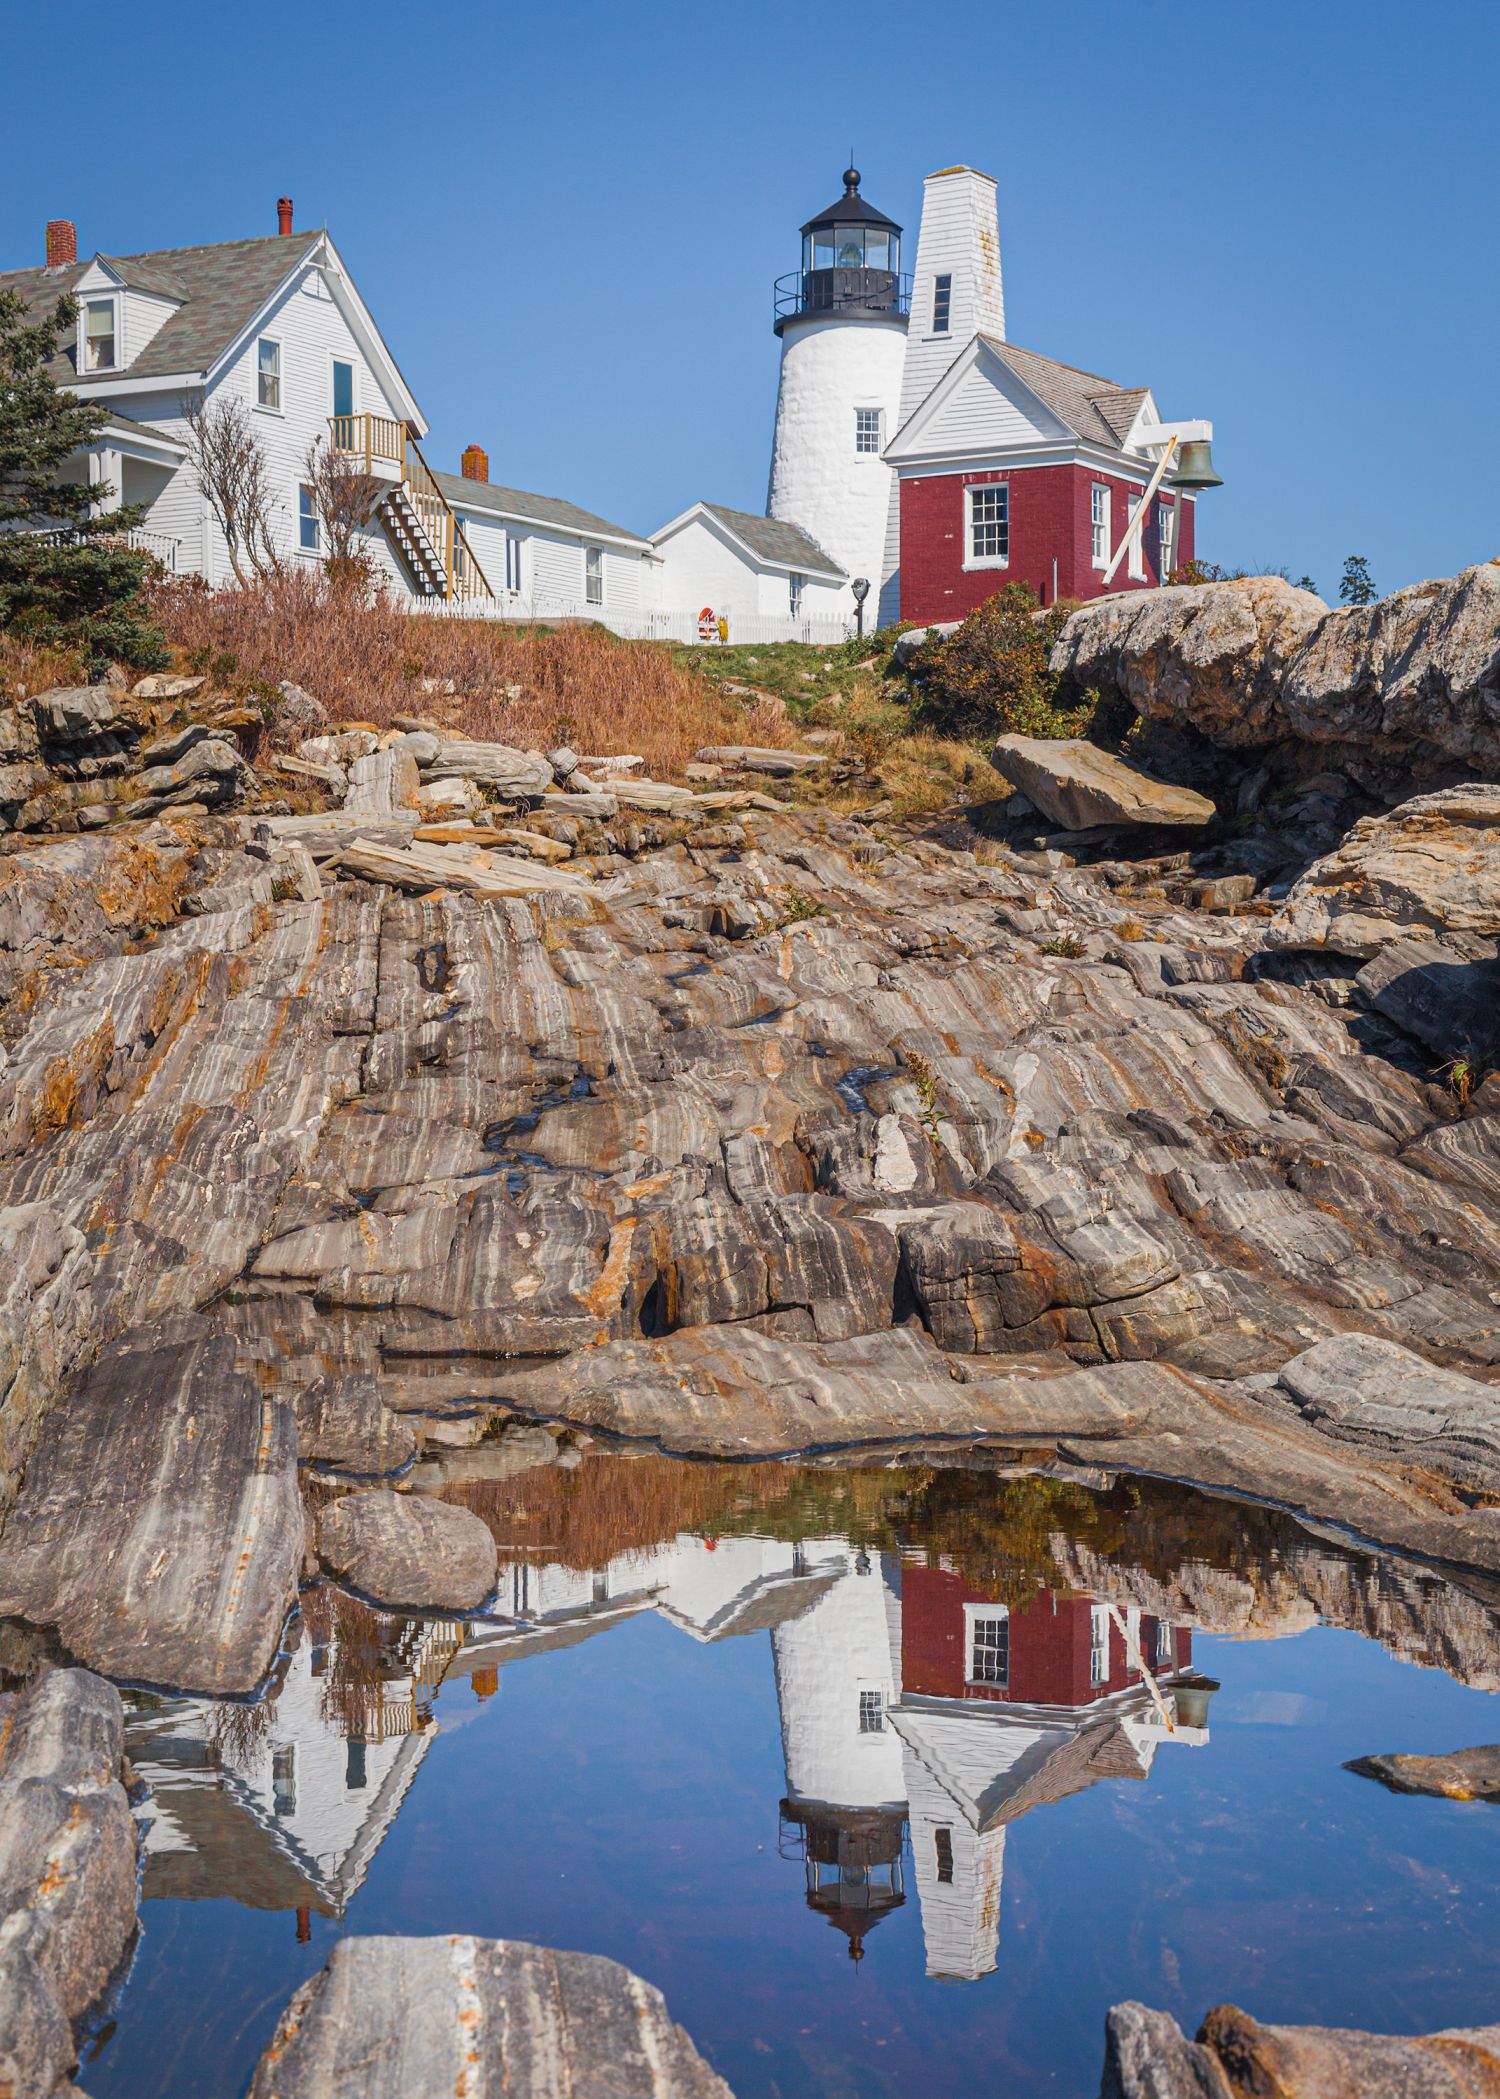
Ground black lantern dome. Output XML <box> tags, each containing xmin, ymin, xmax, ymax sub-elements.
<box><xmin>774</xmin><ymin>169</ymin><xmax>909</xmax><ymax>333</ymax></box>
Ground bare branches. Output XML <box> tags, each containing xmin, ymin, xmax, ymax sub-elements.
<box><xmin>181</xmin><ymin>393</ymin><xmax>282</xmax><ymax>586</ymax></box>
<box><xmin>302</xmin><ymin>434</ymin><xmax>384</xmax><ymax>567</ymax></box>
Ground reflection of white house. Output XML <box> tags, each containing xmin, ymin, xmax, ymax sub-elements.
<box><xmin>126</xmin><ymin>1615</ymin><xmax>464</xmax><ymax>1926</ymax></box>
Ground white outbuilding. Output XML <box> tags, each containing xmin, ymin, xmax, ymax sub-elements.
<box><xmin>648</xmin><ymin>500</ymin><xmax>848</xmax><ymax>641</ymax></box>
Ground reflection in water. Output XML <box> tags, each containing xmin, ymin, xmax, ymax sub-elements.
<box><xmin>120</xmin><ymin>1451</ymin><xmax>1500</xmax><ymax>1994</ymax></box>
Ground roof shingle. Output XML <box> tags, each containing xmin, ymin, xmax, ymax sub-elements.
<box><xmin>696</xmin><ymin>503</ymin><xmax>845</xmax><ymax>578</ymax></box>
<box><xmin>433</xmin><ymin>471</ymin><xmax>648</xmax><ymax>548</ymax></box>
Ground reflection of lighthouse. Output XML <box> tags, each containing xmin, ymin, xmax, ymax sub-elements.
<box><xmin>773</xmin><ymin>1545</ymin><xmax>907</xmax><ymax>1962</ymax></box>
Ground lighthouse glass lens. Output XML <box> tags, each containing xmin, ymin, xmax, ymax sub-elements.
<box><xmin>835</xmin><ymin>232</ymin><xmax>864</xmax><ymax>268</ymax></box>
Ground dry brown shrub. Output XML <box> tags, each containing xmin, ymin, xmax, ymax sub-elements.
<box><xmin>147</xmin><ymin>571</ymin><xmax>791</xmax><ymax>770</ymax></box>
<box><xmin>0</xmin><ymin>628</ymin><xmax>88</xmax><ymax>702</ymax></box>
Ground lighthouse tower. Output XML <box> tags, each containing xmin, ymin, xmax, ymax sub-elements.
<box><xmin>767</xmin><ymin>170</ymin><xmax>908</xmax><ymax>617</ymax></box>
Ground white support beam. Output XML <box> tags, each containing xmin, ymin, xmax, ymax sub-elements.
<box><xmin>1099</xmin><ymin>433</ymin><xmax>1178</xmax><ymax>589</ymax></box>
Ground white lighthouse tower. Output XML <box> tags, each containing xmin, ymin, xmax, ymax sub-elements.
<box><xmin>767</xmin><ymin>169</ymin><xmax>908</xmax><ymax>621</ymax></box>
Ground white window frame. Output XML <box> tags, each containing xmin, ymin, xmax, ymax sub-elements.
<box><xmin>1157</xmin><ymin>498</ymin><xmax>1175</xmax><ymax>583</ymax></box>
<box><xmin>964</xmin><ymin>481</ymin><xmax>1010</xmax><ymax>571</ymax></box>
<box><xmin>504</xmin><ymin>532</ymin><xmax>524</xmax><ymax>595</ymax></box>
<box><xmin>1090</xmin><ymin>484</ymin><xmax>1111</xmax><ymax>570</ymax></box>
<box><xmin>256</xmin><ymin>336</ymin><xmax>283</xmax><ymax>414</ymax></box>
<box><xmin>857</xmin><ymin>1687</ymin><xmax>885</xmax><ymax>1734</ymax></box>
<box><xmin>297</xmin><ymin>482</ymin><xmax>321</xmax><ymax>555</ymax></box>
<box><xmin>1155</xmin><ymin>1617</ymin><xmax>1176</xmax><ymax>1667</ymax></box>
<box><xmin>82</xmin><ymin>296</ymin><xmax>119</xmax><ymax>374</ymax></box>
<box><xmin>854</xmin><ymin>406</ymin><xmax>883</xmax><ymax>455</ymax></box>
<box><xmin>1126</xmin><ymin>489</ymin><xmax>1147</xmax><ymax>579</ymax></box>
<box><xmin>1089</xmin><ymin>1603</ymin><xmax>1111</xmax><ymax>1687</ymax></box>
<box><xmin>932</xmin><ymin>272</ymin><xmax>952</xmax><ymax>335</ymax></box>
<box><xmin>788</xmin><ymin>571</ymin><xmax>805</xmax><ymax>618</ymax></box>
<box><xmin>329</xmin><ymin>353</ymin><xmax>356</xmax><ymax>421</ymax></box>
<box><xmin>584</xmin><ymin>545</ymin><xmax>604</xmax><ymax>606</ymax></box>
<box><xmin>964</xmin><ymin>1602</ymin><xmax>1010</xmax><ymax>1686</ymax></box>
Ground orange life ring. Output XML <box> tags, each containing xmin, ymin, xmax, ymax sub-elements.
<box><xmin>698</xmin><ymin>606</ymin><xmax>716</xmax><ymax>641</ymax></box>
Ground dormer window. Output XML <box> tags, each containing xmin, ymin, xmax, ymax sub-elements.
<box><xmin>257</xmin><ymin>337</ymin><xmax>281</xmax><ymax>411</ymax></box>
<box><xmin>83</xmin><ymin>298</ymin><xmax>117</xmax><ymax>372</ymax></box>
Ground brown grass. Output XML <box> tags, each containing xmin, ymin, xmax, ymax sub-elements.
<box><xmin>146</xmin><ymin>570</ymin><xmax>793</xmax><ymax>769</ymax></box>
<box><xmin>0</xmin><ymin>629</ymin><xmax>89</xmax><ymax>703</ymax></box>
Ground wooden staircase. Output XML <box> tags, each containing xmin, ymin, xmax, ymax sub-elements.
<box><xmin>328</xmin><ymin>413</ymin><xmax>493</xmax><ymax>600</ymax></box>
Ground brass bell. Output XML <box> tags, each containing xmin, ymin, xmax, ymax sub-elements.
<box><xmin>1172</xmin><ymin>439</ymin><xmax>1223</xmax><ymax>492</ymax></box>
<box><xmin>1172</xmin><ymin>1676</ymin><xmax>1220</xmax><ymax>1728</ymax></box>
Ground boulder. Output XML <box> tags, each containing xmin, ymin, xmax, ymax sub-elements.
<box><xmin>344</xmin><ymin>744</ymin><xmax>422</xmax><ymax>818</ymax></box>
<box><xmin>1049</xmin><ymin>578</ymin><xmax>1326</xmax><ymax>746</ymax></box>
<box><xmin>1267</xmin><ymin>787</ymin><xmax>1500</xmax><ymax>956</ymax></box>
<box><xmin>247</xmin><ymin>1936</ymin><xmax>734</xmax><ymax>2099</ymax></box>
<box><xmin>317</xmin><ymin>1490</ymin><xmax>498</xmax><ymax>1611</ymax></box>
<box><xmin>991</xmin><ymin>735</ymin><xmax>1216</xmax><ymax>831</ymax></box>
<box><xmin>31</xmin><ymin>686</ymin><xmax>126</xmax><ymax>744</ymax></box>
<box><xmin>1100</xmin><ymin>1999</ymin><xmax>1500</xmax><ymax>2099</ymax></box>
<box><xmin>294</xmin><ymin>1373</ymin><xmax>417</xmax><ymax>1476</ymax></box>
<box><xmin>1346</xmin><ymin>1744</ymin><xmax>1500</xmax><ymax>1801</ymax></box>
<box><xmin>0</xmin><ymin>1327</ymin><xmax>303</xmax><ymax>1695</ymax></box>
<box><xmin>0</xmin><ymin>1669</ymin><xmax>139</xmax><ymax>2099</ymax></box>
<box><xmin>420</xmin><ymin>740</ymin><xmax>553</xmax><ymax>795</ymax></box>
<box><xmin>132</xmin><ymin>672</ymin><xmax>205</xmax><ymax>702</ymax></box>
<box><xmin>124</xmin><ymin>734</ymin><xmax>254</xmax><ymax>814</ymax></box>
<box><xmin>275</xmin><ymin>679</ymin><xmax>328</xmax><ymax>729</ymax></box>
<box><xmin>1354</xmin><ymin>935</ymin><xmax>1500</xmax><ymax>1065</ymax></box>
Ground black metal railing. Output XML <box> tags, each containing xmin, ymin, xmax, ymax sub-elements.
<box><xmin>774</xmin><ymin>269</ymin><xmax>912</xmax><ymax>329</ymax></box>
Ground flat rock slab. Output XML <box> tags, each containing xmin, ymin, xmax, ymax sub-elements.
<box><xmin>248</xmin><ymin>1934</ymin><xmax>734</xmax><ymax>2099</ymax></box>
<box><xmin>1102</xmin><ymin>1998</ymin><xmax>1500</xmax><ymax>2099</ymax></box>
<box><xmin>1347</xmin><ymin>1744</ymin><xmax>1500</xmax><ymax>1801</ymax></box>
<box><xmin>1272</xmin><ymin>1333</ymin><xmax>1500</xmax><ymax>1495</ymax></box>
<box><xmin>991</xmin><ymin>734</ymin><xmax>1216</xmax><ymax>831</ymax></box>
<box><xmin>1267</xmin><ymin>786</ymin><xmax>1500</xmax><ymax>957</ymax></box>
<box><xmin>317</xmin><ymin>1490</ymin><xmax>498</xmax><ymax>1612</ymax></box>
<box><xmin>0</xmin><ymin>1668</ymin><xmax>138</xmax><ymax>2099</ymax></box>
<box><xmin>0</xmin><ymin>1328</ymin><xmax>302</xmax><ymax>1696</ymax></box>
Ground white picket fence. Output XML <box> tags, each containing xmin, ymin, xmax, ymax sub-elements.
<box><xmin>405</xmin><ymin>593</ymin><xmax>854</xmax><ymax>648</ymax></box>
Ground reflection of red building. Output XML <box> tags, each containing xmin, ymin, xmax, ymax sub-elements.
<box><xmin>902</xmin><ymin>1566</ymin><xmax>1191</xmax><ymax>1706</ymax></box>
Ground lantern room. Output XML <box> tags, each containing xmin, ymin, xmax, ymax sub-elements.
<box><xmin>774</xmin><ymin>167</ymin><xmax>909</xmax><ymax>332</ymax></box>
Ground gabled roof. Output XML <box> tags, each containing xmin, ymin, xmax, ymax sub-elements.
<box><xmin>0</xmin><ymin>231</ymin><xmax>322</xmax><ymax>384</ymax></box>
<box><xmin>653</xmin><ymin>501</ymin><xmax>845</xmax><ymax>579</ymax></box>
<box><xmin>887</xmin><ymin>333</ymin><xmax>1163</xmax><ymax>466</ymax></box>
<box><xmin>981</xmin><ymin>340</ymin><xmax>1152</xmax><ymax>453</ymax></box>
<box><xmin>433</xmin><ymin>471</ymin><xmax>650</xmax><ymax>550</ymax></box>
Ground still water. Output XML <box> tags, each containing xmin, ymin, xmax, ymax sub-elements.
<box><xmin>89</xmin><ymin>1457</ymin><xmax>1500</xmax><ymax>2097</ymax></box>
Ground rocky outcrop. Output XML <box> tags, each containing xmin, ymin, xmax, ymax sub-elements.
<box><xmin>990</xmin><ymin>735</ymin><xmax>1216</xmax><ymax>830</ymax></box>
<box><xmin>1050</xmin><ymin>563</ymin><xmax>1500</xmax><ymax>786</ymax></box>
<box><xmin>0</xmin><ymin>1204</ymin><xmax>90</xmax><ymax>1515</ymax></box>
<box><xmin>1100</xmin><ymin>1999</ymin><xmax>1500</xmax><ymax>2098</ymax></box>
<box><xmin>2</xmin><ymin>682</ymin><xmax>258</xmax><ymax>834</ymax></box>
<box><xmin>247</xmin><ymin>1935</ymin><xmax>734</xmax><ymax>2099</ymax></box>
<box><xmin>1268</xmin><ymin>788</ymin><xmax>1500</xmax><ymax>956</ymax></box>
<box><xmin>1347</xmin><ymin>1744</ymin><xmax>1500</xmax><ymax>1800</ymax></box>
<box><xmin>0</xmin><ymin>1669</ymin><xmax>139</xmax><ymax>2099</ymax></box>
<box><xmin>0</xmin><ymin>1326</ymin><xmax>303</xmax><ymax>1695</ymax></box>
<box><xmin>1263</xmin><ymin>1333</ymin><xmax>1500</xmax><ymax>1495</ymax></box>
<box><xmin>0</xmin><ymin>781</ymin><xmax>1498</xmax><ymax>1673</ymax></box>
<box><xmin>317</xmin><ymin>1490</ymin><xmax>498</xmax><ymax>1611</ymax></box>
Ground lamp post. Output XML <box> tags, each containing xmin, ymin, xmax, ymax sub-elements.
<box><xmin>851</xmin><ymin>576</ymin><xmax>870</xmax><ymax>638</ymax></box>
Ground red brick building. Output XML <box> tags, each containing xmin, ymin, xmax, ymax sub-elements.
<box><xmin>887</xmin><ymin>333</ymin><xmax>1212</xmax><ymax>621</ymax></box>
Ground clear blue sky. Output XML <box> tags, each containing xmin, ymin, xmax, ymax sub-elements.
<box><xmin>6</xmin><ymin>0</ymin><xmax>1496</xmax><ymax>600</ymax></box>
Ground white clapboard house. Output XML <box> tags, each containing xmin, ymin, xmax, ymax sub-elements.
<box><xmin>3</xmin><ymin>203</ymin><xmax>853</xmax><ymax>643</ymax></box>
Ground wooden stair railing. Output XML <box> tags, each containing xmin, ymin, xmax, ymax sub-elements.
<box><xmin>327</xmin><ymin>415</ymin><xmax>494</xmax><ymax>600</ymax></box>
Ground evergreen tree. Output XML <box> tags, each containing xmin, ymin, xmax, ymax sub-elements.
<box><xmin>1338</xmin><ymin>554</ymin><xmax>1377</xmax><ymax>607</ymax></box>
<box><xmin>0</xmin><ymin>288</ymin><xmax>165</xmax><ymax>667</ymax></box>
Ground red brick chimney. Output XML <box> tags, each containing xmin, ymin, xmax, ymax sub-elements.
<box><xmin>460</xmin><ymin>443</ymin><xmax>489</xmax><ymax>482</ymax></box>
<box><xmin>46</xmin><ymin>220</ymin><xmax>77</xmax><ymax>268</ymax></box>
<box><xmin>277</xmin><ymin>196</ymin><xmax>294</xmax><ymax>236</ymax></box>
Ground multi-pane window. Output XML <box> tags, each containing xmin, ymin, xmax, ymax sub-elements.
<box><xmin>859</xmin><ymin>1689</ymin><xmax>885</xmax><ymax>1734</ymax></box>
<box><xmin>968</xmin><ymin>1610</ymin><xmax>1009</xmax><ymax>1686</ymax></box>
<box><xmin>932</xmin><ymin>273</ymin><xmax>952</xmax><ymax>333</ymax></box>
<box><xmin>83</xmin><ymin>299</ymin><xmax>116</xmax><ymax>372</ymax></box>
<box><xmin>1090</xmin><ymin>1604</ymin><xmax>1111</xmax><ymax>1687</ymax></box>
<box><xmin>1127</xmin><ymin>489</ymin><xmax>1147</xmax><ymax>578</ymax></box>
<box><xmin>789</xmin><ymin>571</ymin><xmax>805</xmax><ymax>618</ymax></box>
<box><xmin>934</xmin><ymin>1828</ymin><xmax>954</xmax><ymax>1885</ymax></box>
<box><xmin>855</xmin><ymin>406</ymin><xmax>883</xmax><ymax>454</ymax></box>
<box><xmin>1157</xmin><ymin>498</ymin><xmax>1175</xmax><ymax>582</ymax></box>
<box><xmin>505</xmin><ymin>533</ymin><xmax>524</xmax><ymax>594</ymax></box>
<box><xmin>585</xmin><ymin>546</ymin><xmax>603</xmax><ymax>605</ymax></box>
<box><xmin>1091</xmin><ymin>484</ymin><xmax>1111</xmax><ymax>568</ymax></box>
<box><xmin>298</xmin><ymin>484</ymin><xmax>320</xmax><ymax>553</ymax></box>
<box><xmin>257</xmin><ymin>337</ymin><xmax>281</xmax><ymax>410</ymax></box>
<box><xmin>1156</xmin><ymin>1618</ymin><xmax>1176</xmax><ymax>1667</ymax></box>
<box><xmin>968</xmin><ymin>482</ymin><xmax>1009</xmax><ymax>565</ymax></box>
